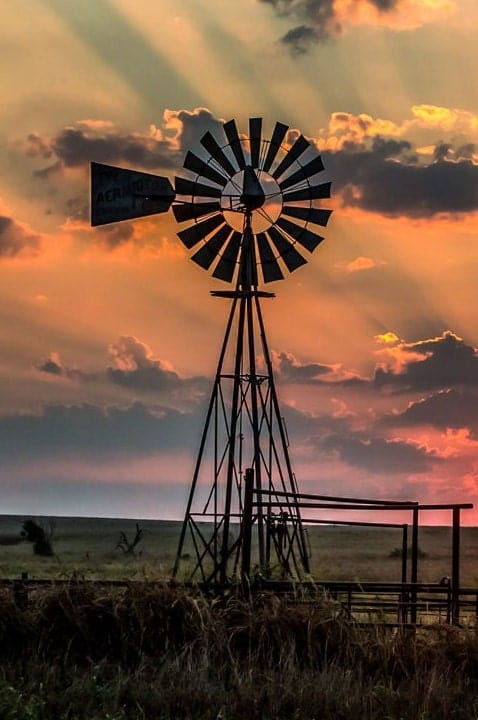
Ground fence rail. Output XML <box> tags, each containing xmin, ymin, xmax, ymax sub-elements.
<box><xmin>2</xmin><ymin>575</ymin><xmax>478</xmax><ymax>628</ymax></box>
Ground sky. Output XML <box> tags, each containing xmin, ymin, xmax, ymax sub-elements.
<box><xmin>1</xmin><ymin>0</ymin><xmax>478</xmax><ymax>524</ymax></box>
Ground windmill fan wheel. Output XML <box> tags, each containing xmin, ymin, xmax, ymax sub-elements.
<box><xmin>173</xmin><ymin>118</ymin><xmax>332</xmax><ymax>286</ymax></box>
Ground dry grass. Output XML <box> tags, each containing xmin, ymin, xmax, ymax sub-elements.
<box><xmin>2</xmin><ymin>516</ymin><xmax>478</xmax><ymax>717</ymax></box>
<box><xmin>0</xmin><ymin>583</ymin><xmax>478</xmax><ymax>719</ymax></box>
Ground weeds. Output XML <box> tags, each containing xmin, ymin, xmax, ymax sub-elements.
<box><xmin>0</xmin><ymin>583</ymin><xmax>478</xmax><ymax>718</ymax></box>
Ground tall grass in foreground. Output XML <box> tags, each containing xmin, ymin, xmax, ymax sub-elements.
<box><xmin>1</xmin><ymin>584</ymin><xmax>478</xmax><ymax>719</ymax></box>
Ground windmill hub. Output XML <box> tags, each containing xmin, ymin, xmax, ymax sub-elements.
<box><xmin>240</xmin><ymin>165</ymin><xmax>266</xmax><ymax>211</ymax></box>
<box><xmin>172</xmin><ymin>118</ymin><xmax>332</xmax><ymax>286</ymax></box>
<box><xmin>221</xmin><ymin>169</ymin><xmax>282</xmax><ymax>233</ymax></box>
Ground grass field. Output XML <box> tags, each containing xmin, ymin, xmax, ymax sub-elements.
<box><xmin>2</xmin><ymin>514</ymin><xmax>478</xmax><ymax>585</ymax></box>
<box><xmin>2</xmin><ymin>515</ymin><xmax>478</xmax><ymax>718</ymax></box>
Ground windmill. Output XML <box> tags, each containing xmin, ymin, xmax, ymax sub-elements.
<box><xmin>91</xmin><ymin>118</ymin><xmax>332</xmax><ymax>585</ymax></box>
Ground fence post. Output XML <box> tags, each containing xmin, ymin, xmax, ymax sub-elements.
<box><xmin>410</xmin><ymin>508</ymin><xmax>419</xmax><ymax>624</ymax></box>
<box><xmin>451</xmin><ymin>507</ymin><xmax>461</xmax><ymax>626</ymax></box>
<box><xmin>241</xmin><ymin>467</ymin><xmax>254</xmax><ymax>588</ymax></box>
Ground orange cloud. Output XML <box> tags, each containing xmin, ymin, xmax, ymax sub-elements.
<box><xmin>336</xmin><ymin>0</ymin><xmax>456</xmax><ymax>31</ymax></box>
<box><xmin>318</xmin><ymin>111</ymin><xmax>403</xmax><ymax>150</ymax></box>
<box><xmin>318</xmin><ymin>104</ymin><xmax>478</xmax><ymax>151</ymax></box>
<box><xmin>412</xmin><ymin>104</ymin><xmax>478</xmax><ymax>134</ymax></box>
<box><xmin>344</xmin><ymin>256</ymin><xmax>386</xmax><ymax>273</ymax></box>
<box><xmin>0</xmin><ymin>211</ymin><xmax>43</xmax><ymax>259</ymax></box>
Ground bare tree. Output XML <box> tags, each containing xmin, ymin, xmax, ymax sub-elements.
<box><xmin>116</xmin><ymin>523</ymin><xmax>144</xmax><ymax>556</ymax></box>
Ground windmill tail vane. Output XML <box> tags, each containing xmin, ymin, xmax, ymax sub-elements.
<box><xmin>90</xmin><ymin>118</ymin><xmax>332</xmax><ymax>584</ymax></box>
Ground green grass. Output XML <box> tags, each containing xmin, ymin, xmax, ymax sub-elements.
<box><xmin>0</xmin><ymin>516</ymin><xmax>180</xmax><ymax>581</ymax></box>
<box><xmin>2</xmin><ymin>515</ymin><xmax>478</xmax><ymax>585</ymax></box>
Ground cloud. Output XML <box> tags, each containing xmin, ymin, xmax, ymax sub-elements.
<box><xmin>322</xmin><ymin>432</ymin><xmax>441</xmax><ymax>473</ymax></box>
<box><xmin>35</xmin><ymin>336</ymin><xmax>209</xmax><ymax>401</ymax></box>
<box><xmin>26</xmin><ymin>108</ymin><xmax>223</xmax><ymax>179</ymax></box>
<box><xmin>23</xmin><ymin>105</ymin><xmax>478</xmax><ymax>224</ymax></box>
<box><xmin>343</xmin><ymin>256</ymin><xmax>386</xmax><ymax>273</ymax></box>
<box><xmin>411</xmin><ymin>104</ymin><xmax>478</xmax><ymax>134</ymax></box>
<box><xmin>35</xmin><ymin>353</ymin><xmax>88</xmax><ymax>382</ymax></box>
<box><xmin>274</xmin><ymin>350</ymin><xmax>335</xmax><ymax>381</ymax></box>
<box><xmin>0</xmin><ymin>402</ymin><xmax>199</xmax><ymax>460</ymax></box>
<box><xmin>374</xmin><ymin>331</ymin><xmax>478</xmax><ymax>391</ymax></box>
<box><xmin>383</xmin><ymin>389</ymin><xmax>478</xmax><ymax>434</ymax></box>
<box><xmin>0</xmin><ymin>215</ymin><xmax>42</xmax><ymax>258</ymax></box>
<box><xmin>260</xmin><ymin>0</ymin><xmax>454</xmax><ymax>52</ymax></box>
<box><xmin>280</xmin><ymin>24</ymin><xmax>323</xmax><ymax>54</ymax></box>
<box><xmin>316</xmin><ymin>106</ymin><xmax>478</xmax><ymax>218</ymax></box>
<box><xmin>107</xmin><ymin>336</ymin><xmax>182</xmax><ymax>392</ymax></box>
<box><xmin>273</xmin><ymin>350</ymin><xmax>366</xmax><ymax>386</ymax></box>
<box><xmin>162</xmin><ymin>107</ymin><xmax>225</xmax><ymax>154</ymax></box>
<box><xmin>324</xmin><ymin>139</ymin><xmax>478</xmax><ymax>217</ymax></box>
<box><xmin>322</xmin><ymin>106</ymin><xmax>478</xmax><ymax>149</ymax></box>
<box><xmin>259</xmin><ymin>0</ymin><xmax>341</xmax><ymax>49</ymax></box>
<box><xmin>95</xmin><ymin>222</ymin><xmax>137</xmax><ymax>249</ymax></box>
<box><xmin>41</xmin><ymin>126</ymin><xmax>178</xmax><ymax>175</ymax></box>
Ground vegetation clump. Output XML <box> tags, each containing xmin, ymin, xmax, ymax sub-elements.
<box><xmin>21</xmin><ymin>519</ymin><xmax>54</xmax><ymax>557</ymax></box>
<box><xmin>389</xmin><ymin>545</ymin><xmax>427</xmax><ymax>559</ymax></box>
<box><xmin>0</xmin><ymin>583</ymin><xmax>478</xmax><ymax>719</ymax></box>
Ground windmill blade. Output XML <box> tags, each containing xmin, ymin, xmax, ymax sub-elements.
<box><xmin>282</xmin><ymin>181</ymin><xmax>331</xmax><ymax>203</ymax></box>
<box><xmin>183</xmin><ymin>151</ymin><xmax>228</xmax><ymax>187</ymax></box>
<box><xmin>200</xmin><ymin>131</ymin><xmax>237</xmax><ymax>178</ymax></box>
<box><xmin>276</xmin><ymin>216</ymin><xmax>324</xmax><ymax>253</ymax></box>
<box><xmin>282</xmin><ymin>204</ymin><xmax>332</xmax><ymax>228</ymax></box>
<box><xmin>262</xmin><ymin>121</ymin><xmax>289</xmax><ymax>173</ymax></box>
<box><xmin>256</xmin><ymin>232</ymin><xmax>284</xmax><ymax>283</ymax></box>
<box><xmin>212</xmin><ymin>231</ymin><xmax>242</xmax><ymax>282</ymax></box>
<box><xmin>173</xmin><ymin>201</ymin><xmax>221</xmax><ymax>223</ymax></box>
<box><xmin>175</xmin><ymin>176</ymin><xmax>223</xmax><ymax>199</ymax></box>
<box><xmin>266</xmin><ymin>226</ymin><xmax>307</xmax><ymax>273</ymax></box>
<box><xmin>272</xmin><ymin>135</ymin><xmax>310</xmax><ymax>181</ymax></box>
<box><xmin>278</xmin><ymin>155</ymin><xmax>325</xmax><ymax>192</ymax></box>
<box><xmin>191</xmin><ymin>225</ymin><xmax>232</xmax><ymax>270</ymax></box>
<box><xmin>249</xmin><ymin>118</ymin><xmax>262</xmax><ymax>169</ymax></box>
<box><xmin>178</xmin><ymin>214</ymin><xmax>225</xmax><ymax>249</ymax></box>
<box><xmin>223</xmin><ymin>119</ymin><xmax>246</xmax><ymax>170</ymax></box>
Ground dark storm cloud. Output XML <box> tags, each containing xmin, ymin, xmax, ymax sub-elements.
<box><xmin>374</xmin><ymin>332</ymin><xmax>478</xmax><ymax>392</ymax></box>
<box><xmin>97</xmin><ymin>222</ymin><xmax>136</xmax><ymax>249</ymax></box>
<box><xmin>35</xmin><ymin>354</ymin><xmax>89</xmax><ymax>382</ymax></box>
<box><xmin>456</xmin><ymin>143</ymin><xmax>475</xmax><ymax>161</ymax></box>
<box><xmin>324</xmin><ymin>140</ymin><xmax>478</xmax><ymax>217</ymax></box>
<box><xmin>281</xmin><ymin>405</ymin><xmax>438</xmax><ymax>476</ymax></box>
<box><xmin>0</xmin><ymin>215</ymin><xmax>41</xmax><ymax>258</ymax></box>
<box><xmin>276</xmin><ymin>352</ymin><xmax>366</xmax><ymax>386</ymax></box>
<box><xmin>27</xmin><ymin>109</ymin><xmax>223</xmax><ymax>181</ymax></box>
<box><xmin>370</xmin><ymin>0</ymin><xmax>399</xmax><ymax>9</ymax></box>
<box><xmin>383</xmin><ymin>389</ymin><xmax>478</xmax><ymax>434</ymax></box>
<box><xmin>0</xmin><ymin>402</ymin><xmax>199</xmax><ymax>459</ymax></box>
<box><xmin>260</xmin><ymin>0</ymin><xmax>341</xmax><ymax>48</ymax></box>
<box><xmin>322</xmin><ymin>433</ymin><xmax>440</xmax><ymax>474</ymax></box>
<box><xmin>107</xmin><ymin>336</ymin><xmax>182</xmax><ymax>392</ymax></box>
<box><xmin>35</xmin><ymin>336</ymin><xmax>209</xmax><ymax>397</ymax></box>
<box><xmin>280</xmin><ymin>25</ymin><xmax>321</xmax><ymax>54</ymax></box>
<box><xmin>277</xmin><ymin>352</ymin><xmax>334</xmax><ymax>381</ymax></box>
<box><xmin>171</xmin><ymin>109</ymin><xmax>225</xmax><ymax>154</ymax></box>
<box><xmin>260</xmin><ymin>0</ymin><xmax>402</xmax><ymax>51</ymax></box>
<box><xmin>52</xmin><ymin>127</ymin><xmax>179</xmax><ymax>170</ymax></box>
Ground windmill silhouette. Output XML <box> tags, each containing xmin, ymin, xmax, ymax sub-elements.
<box><xmin>91</xmin><ymin>118</ymin><xmax>332</xmax><ymax>585</ymax></box>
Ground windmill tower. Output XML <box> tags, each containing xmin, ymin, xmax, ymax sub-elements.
<box><xmin>91</xmin><ymin>118</ymin><xmax>332</xmax><ymax>585</ymax></box>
